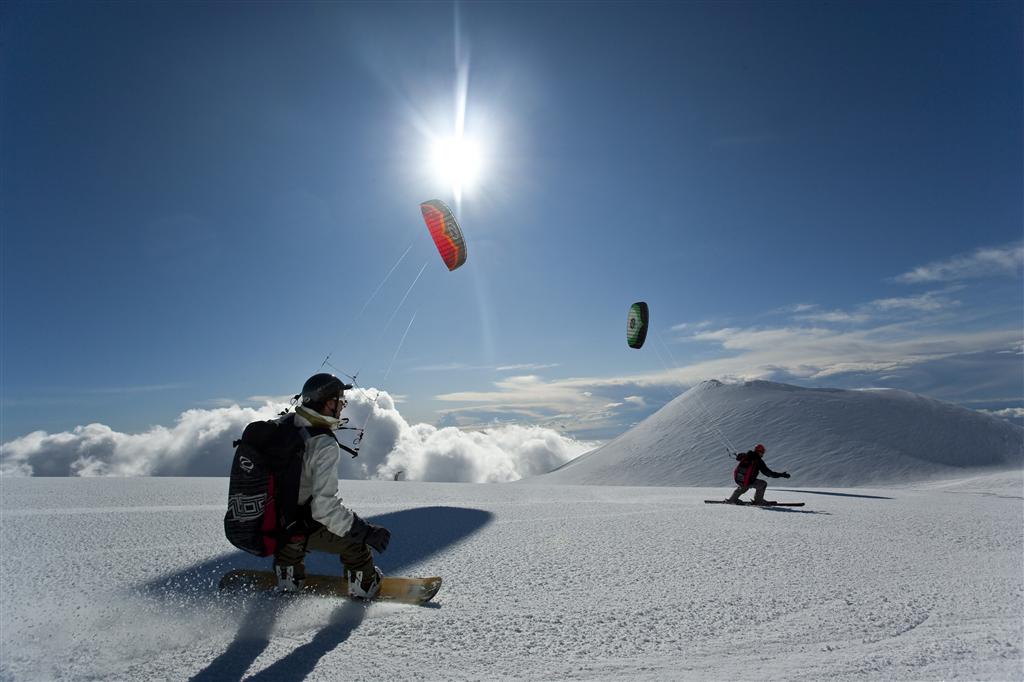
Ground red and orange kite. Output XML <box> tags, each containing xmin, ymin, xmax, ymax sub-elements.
<box><xmin>419</xmin><ymin>199</ymin><xmax>467</xmax><ymax>271</ymax></box>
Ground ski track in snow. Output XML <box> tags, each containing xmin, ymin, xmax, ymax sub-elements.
<box><xmin>1</xmin><ymin>476</ymin><xmax>1022</xmax><ymax>681</ymax></box>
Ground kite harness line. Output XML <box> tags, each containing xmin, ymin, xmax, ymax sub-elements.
<box><xmin>312</xmin><ymin>199</ymin><xmax>468</xmax><ymax>459</ymax></box>
<box><xmin>653</xmin><ymin>329</ymin><xmax>739</xmax><ymax>457</ymax></box>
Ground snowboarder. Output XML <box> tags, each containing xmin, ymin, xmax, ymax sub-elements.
<box><xmin>725</xmin><ymin>443</ymin><xmax>790</xmax><ymax>505</ymax></box>
<box><xmin>272</xmin><ymin>373</ymin><xmax>391</xmax><ymax>598</ymax></box>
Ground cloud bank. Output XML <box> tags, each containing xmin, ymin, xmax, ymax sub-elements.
<box><xmin>0</xmin><ymin>390</ymin><xmax>597</xmax><ymax>480</ymax></box>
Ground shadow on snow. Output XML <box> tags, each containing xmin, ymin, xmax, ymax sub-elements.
<box><xmin>773</xmin><ymin>489</ymin><xmax>893</xmax><ymax>500</ymax></box>
<box><xmin>753</xmin><ymin>505</ymin><xmax>831</xmax><ymax>515</ymax></box>
<box><xmin>142</xmin><ymin>506</ymin><xmax>493</xmax><ymax>682</ymax></box>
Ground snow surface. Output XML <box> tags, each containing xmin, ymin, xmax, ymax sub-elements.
<box><xmin>2</xmin><ymin>475</ymin><xmax>1022</xmax><ymax>681</ymax></box>
<box><xmin>2</xmin><ymin>381</ymin><xmax>1022</xmax><ymax>680</ymax></box>
<box><xmin>537</xmin><ymin>381</ymin><xmax>1024</xmax><ymax>487</ymax></box>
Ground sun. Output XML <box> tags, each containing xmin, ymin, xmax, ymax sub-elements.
<box><xmin>431</xmin><ymin>135</ymin><xmax>483</xmax><ymax>204</ymax></box>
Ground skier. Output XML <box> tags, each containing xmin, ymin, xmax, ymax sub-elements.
<box><xmin>725</xmin><ymin>443</ymin><xmax>790</xmax><ymax>505</ymax></box>
<box><xmin>273</xmin><ymin>373</ymin><xmax>391</xmax><ymax>598</ymax></box>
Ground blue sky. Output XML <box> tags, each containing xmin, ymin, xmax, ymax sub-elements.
<box><xmin>3</xmin><ymin>0</ymin><xmax>1022</xmax><ymax>445</ymax></box>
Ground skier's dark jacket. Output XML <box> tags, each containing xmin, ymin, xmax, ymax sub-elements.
<box><xmin>733</xmin><ymin>451</ymin><xmax>784</xmax><ymax>487</ymax></box>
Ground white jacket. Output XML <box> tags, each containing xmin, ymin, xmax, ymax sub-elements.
<box><xmin>293</xmin><ymin>408</ymin><xmax>356</xmax><ymax>538</ymax></box>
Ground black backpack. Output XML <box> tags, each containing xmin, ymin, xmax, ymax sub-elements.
<box><xmin>223</xmin><ymin>414</ymin><xmax>332</xmax><ymax>557</ymax></box>
<box><xmin>733</xmin><ymin>451</ymin><xmax>759</xmax><ymax>486</ymax></box>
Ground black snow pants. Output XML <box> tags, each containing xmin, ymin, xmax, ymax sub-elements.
<box><xmin>728</xmin><ymin>478</ymin><xmax>768</xmax><ymax>503</ymax></box>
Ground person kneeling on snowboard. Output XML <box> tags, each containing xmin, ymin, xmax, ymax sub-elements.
<box><xmin>726</xmin><ymin>443</ymin><xmax>790</xmax><ymax>505</ymax></box>
<box><xmin>274</xmin><ymin>373</ymin><xmax>391</xmax><ymax>598</ymax></box>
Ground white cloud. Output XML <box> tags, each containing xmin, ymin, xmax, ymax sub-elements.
<box><xmin>376</xmin><ymin>422</ymin><xmax>595</xmax><ymax>483</ymax></box>
<box><xmin>670</xmin><ymin>320</ymin><xmax>712</xmax><ymax>332</ymax></box>
<box><xmin>433</xmin><ymin>375</ymin><xmax>672</xmax><ymax>438</ymax></box>
<box><xmin>870</xmin><ymin>290</ymin><xmax>958</xmax><ymax>312</ymax></box>
<box><xmin>980</xmin><ymin>407</ymin><xmax>1024</xmax><ymax>421</ymax></box>
<box><xmin>790</xmin><ymin>290</ymin><xmax>959</xmax><ymax>324</ymax></box>
<box><xmin>0</xmin><ymin>391</ymin><xmax>595</xmax><ymax>482</ymax></box>
<box><xmin>495</xmin><ymin>363</ymin><xmax>560</xmax><ymax>372</ymax></box>
<box><xmin>895</xmin><ymin>243</ymin><xmax>1024</xmax><ymax>284</ymax></box>
<box><xmin>687</xmin><ymin>324</ymin><xmax>1020</xmax><ymax>380</ymax></box>
<box><xmin>794</xmin><ymin>309</ymin><xmax>871</xmax><ymax>323</ymax></box>
<box><xmin>329</xmin><ymin>391</ymin><xmax>597</xmax><ymax>483</ymax></box>
<box><xmin>0</xmin><ymin>403</ymin><xmax>282</xmax><ymax>477</ymax></box>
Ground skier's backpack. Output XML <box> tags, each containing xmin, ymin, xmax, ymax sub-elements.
<box><xmin>223</xmin><ymin>414</ymin><xmax>332</xmax><ymax>557</ymax></box>
<box><xmin>733</xmin><ymin>452</ymin><xmax>758</xmax><ymax>486</ymax></box>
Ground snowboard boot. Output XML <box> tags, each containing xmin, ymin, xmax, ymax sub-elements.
<box><xmin>273</xmin><ymin>562</ymin><xmax>306</xmax><ymax>593</ymax></box>
<box><xmin>345</xmin><ymin>565</ymin><xmax>383</xmax><ymax>600</ymax></box>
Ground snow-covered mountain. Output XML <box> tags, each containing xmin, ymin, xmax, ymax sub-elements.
<box><xmin>536</xmin><ymin>380</ymin><xmax>1024</xmax><ymax>487</ymax></box>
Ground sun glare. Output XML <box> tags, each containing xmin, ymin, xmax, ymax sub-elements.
<box><xmin>432</xmin><ymin>136</ymin><xmax>482</xmax><ymax>203</ymax></box>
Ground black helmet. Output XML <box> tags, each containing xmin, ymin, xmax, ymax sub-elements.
<box><xmin>300</xmin><ymin>373</ymin><xmax>352</xmax><ymax>406</ymax></box>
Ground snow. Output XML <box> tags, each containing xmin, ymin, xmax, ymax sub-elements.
<box><xmin>1</xmin><ymin>381</ymin><xmax>1022</xmax><ymax>680</ymax></box>
<box><xmin>1</xmin><ymin>475</ymin><xmax>1022</xmax><ymax>681</ymax></box>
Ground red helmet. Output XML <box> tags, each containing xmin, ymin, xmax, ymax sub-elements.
<box><xmin>754</xmin><ymin>443</ymin><xmax>766</xmax><ymax>455</ymax></box>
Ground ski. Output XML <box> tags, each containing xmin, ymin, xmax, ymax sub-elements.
<box><xmin>218</xmin><ymin>569</ymin><xmax>443</xmax><ymax>604</ymax></box>
<box><xmin>704</xmin><ymin>500</ymin><xmax>805</xmax><ymax>507</ymax></box>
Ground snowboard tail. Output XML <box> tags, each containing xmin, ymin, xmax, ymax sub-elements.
<box><xmin>218</xmin><ymin>569</ymin><xmax>442</xmax><ymax>604</ymax></box>
<box><xmin>704</xmin><ymin>500</ymin><xmax>805</xmax><ymax>507</ymax></box>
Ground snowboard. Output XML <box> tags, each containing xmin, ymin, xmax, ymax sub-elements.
<box><xmin>704</xmin><ymin>500</ymin><xmax>805</xmax><ymax>507</ymax></box>
<box><xmin>218</xmin><ymin>569</ymin><xmax>443</xmax><ymax>604</ymax></box>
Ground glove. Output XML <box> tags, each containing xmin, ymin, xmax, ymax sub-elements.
<box><xmin>780</xmin><ymin>471</ymin><xmax>791</xmax><ymax>478</ymax></box>
<box><xmin>346</xmin><ymin>514</ymin><xmax>391</xmax><ymax>553</ymax></box>
<box><xmin>365</xmin><ymin>525</ymin><xmax>391</xmax><ymax>553</ymax></box>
